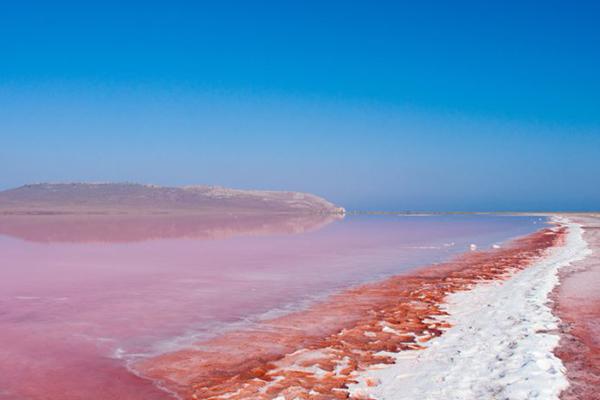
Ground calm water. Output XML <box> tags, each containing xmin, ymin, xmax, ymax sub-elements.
<box><xmin>0</xmin><ymin>213</ymin><xmax>544</xmax><ymax>399</ymax></box>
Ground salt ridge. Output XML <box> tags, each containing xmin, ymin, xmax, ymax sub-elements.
<box><xmin>350</xmin><ymin>217</ymin><xmax>591</xmax><ymax>400</ymax></box>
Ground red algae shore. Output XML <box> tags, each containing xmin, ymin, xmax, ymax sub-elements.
<box><xmin>553</xmin><ymin>215</ymin><xmax>600</xmax><ymax>400</ymax></box>
<box><xmin>135</xmin><ymin>225</ymin><xmax>566</xmax><ymax>399</ymax></box>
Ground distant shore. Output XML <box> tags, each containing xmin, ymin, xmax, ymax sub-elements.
<box><xmin>349</xmin><ymin>210</ymin><xmax>600</xmax><ymax>216</ymax></box>
<box><xmin>0</xmin><ymin>182</ymin><xmax>345</xmax><ymax>216</ymax></box>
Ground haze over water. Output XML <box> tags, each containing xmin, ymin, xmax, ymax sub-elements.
<box><xmin>0</xmin><ymin>214</ymin><xmax>543</xmax><ymax>399</ymax></box>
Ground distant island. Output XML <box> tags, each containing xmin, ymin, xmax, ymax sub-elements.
<box><xmin>0</xmin><ymin>183</ymin><xmax>345</xmax><ymax>216</ymax></box>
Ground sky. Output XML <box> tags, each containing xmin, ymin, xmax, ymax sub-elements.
<box><xmin>1</xmin><ymin>1</ymin><xmax>599</xmax><ymax>211</ymax></box>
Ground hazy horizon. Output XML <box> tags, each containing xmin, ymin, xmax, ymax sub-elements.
<box><xmin>2</xmin><ymin>2</ymin><xmax>599</xmax><ymax>211</ymax></box>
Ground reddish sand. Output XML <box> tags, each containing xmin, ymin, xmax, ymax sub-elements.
<box><xmin>553</xmin><ymin>216</ymin><xmax>600</xmax><ymax>400</ymax></box>
<box><xmin>135</xmin><ymin>226</ymin><xmax>565</xmax><ymax>399</ymax></box>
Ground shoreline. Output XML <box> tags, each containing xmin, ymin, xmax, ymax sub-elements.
<box><xmin>350</xmin><ymin>217</ymin><xmax>590</xmax><ymax>399</ymax></box>
<box><xmin>132</xmin><ymin>220</ymin><xmax>566</xmax><ymax>399</ymax></box>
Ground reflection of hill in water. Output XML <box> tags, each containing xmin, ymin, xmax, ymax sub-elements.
<box><xmin>0</xmin><ymin>213</ymin><xmax>342</xmax><ymax>243</ymax></box>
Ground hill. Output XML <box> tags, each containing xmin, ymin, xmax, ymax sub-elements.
<box><xmin>0</xmin><ymin>183</ymin><xmax>345</xmax><ymax>215</ymax></box>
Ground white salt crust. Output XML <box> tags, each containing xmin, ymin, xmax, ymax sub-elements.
<box><xmin>349</xmin><ymin>217</ymin><xmax>591</xmax><ymax>400</ymax></box>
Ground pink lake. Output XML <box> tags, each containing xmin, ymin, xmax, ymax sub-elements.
<box><xmin>0</xmin><ymin>213</ymin><xmax>544</xmax><ymax>399</ymax></box>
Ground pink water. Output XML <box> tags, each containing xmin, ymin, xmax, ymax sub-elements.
<box><xmin>0</xmin><ymin>214</ymin><xmax>543</xmax><ymax>399</ymax></box>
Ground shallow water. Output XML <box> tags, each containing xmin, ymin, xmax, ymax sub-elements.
<box><xmin>0</xmin><ymin>213</ymin><xmax>543</xmax><ymax>399</ymax></box>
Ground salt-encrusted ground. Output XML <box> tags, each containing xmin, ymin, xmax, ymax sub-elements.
<box><xmin>350</xmin><ymin>218</ymin><xmax>590</xmax><ymax>400</ymax></box>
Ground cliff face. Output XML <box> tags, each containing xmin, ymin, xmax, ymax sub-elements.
<box><xmin>0</xmin><ymin>183</ymin><xmax>345</xmax><ymax>215</ymax></box>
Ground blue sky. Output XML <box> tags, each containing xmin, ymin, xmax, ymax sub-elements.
<box><xmin>1</xmin><ymin>1</ymin><xmax>599</xmax><ymax>211</ymax></box>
